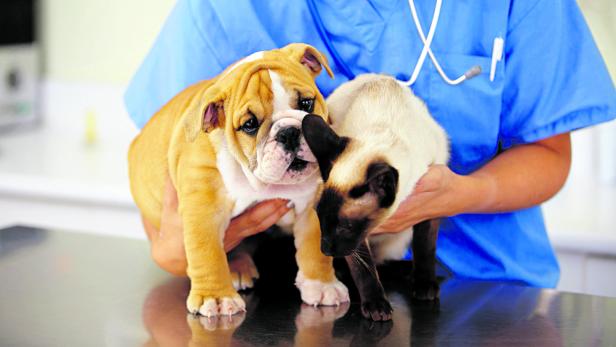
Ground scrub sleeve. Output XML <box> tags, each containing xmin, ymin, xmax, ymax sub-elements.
<box><xmin>500</xmin><ymin>0</ymin><xmax>616</xmax><ymax>147</ymax></box>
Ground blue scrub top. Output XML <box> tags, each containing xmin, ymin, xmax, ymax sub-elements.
<box><xmin>125</xmin><ymin>0</ymin><xmax>616</xmax><ymax>288</ymax></box>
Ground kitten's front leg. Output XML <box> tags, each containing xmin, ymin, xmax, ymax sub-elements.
<box><xmin>345</xmin><ymin>240</ymin><xmax>392</xmax><ymax>321</ymax></box>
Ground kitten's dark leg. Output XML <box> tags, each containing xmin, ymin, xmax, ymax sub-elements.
<box><xmin>345</xmin><ymin>240</ymin><xmax>392</xmax><ymax>321</ymax></box>
<box><xmin>412</xmin><ymin>219</ymin><xmax>440</xmax><ymax>300</ymax></box>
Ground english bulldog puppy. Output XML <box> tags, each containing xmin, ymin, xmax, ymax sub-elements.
<box><xmin>302</xmin><ymin>74</ymin><xmax>449</xmax><ymax>321</ymax></box>
<box><xmin>128</xmin><ymin>44</ymin><xmax>349</xmax><ymax>317</ymax></box>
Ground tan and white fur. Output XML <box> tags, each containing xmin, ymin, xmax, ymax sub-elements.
<box><xmin>128</xmin><ymin>44</ymin><xmax>349</xmax><ymax>318</ymax></box>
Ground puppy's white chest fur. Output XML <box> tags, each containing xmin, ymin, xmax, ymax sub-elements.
<box><xmin>217</xmin><ymin>145</ymin><xmax>318</xmax><ymax>221</ymax></box>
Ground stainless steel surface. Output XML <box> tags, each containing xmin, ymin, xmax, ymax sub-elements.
<box><xmin>1</xmin><ymin>226</ymin><xmax>615</xmax><ymax>346</ymax></box>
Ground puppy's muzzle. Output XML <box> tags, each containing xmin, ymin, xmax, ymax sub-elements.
<box><xmin>275</xmin><ymin>126</ymin><xmax>301</xmax><ymax>153</ymax></box>
<box><xmin>253</xmin><ymin>111</ymin><xmax>319</xmax><ymax>184</ymax></box>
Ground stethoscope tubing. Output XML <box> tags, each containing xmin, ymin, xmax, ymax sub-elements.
<box><xmin>399</xmin><ymin>0</ymin><xmax>482</xmax><ymax>87</ymax></box>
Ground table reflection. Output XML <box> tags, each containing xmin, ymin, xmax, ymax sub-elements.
<box><xmin>141</xmin><ymin>277</ymin><xmax>397</xmax><ymax>346</ymax></box>
<box><xmin>1</xmin><ymin>227</ymin><xmax>613</xmax><ymax>346</ymax></box>
<box><xmin>140</xmin><ymin>272</ymin><xmax>567</xmax><ymax>346</ymax></box>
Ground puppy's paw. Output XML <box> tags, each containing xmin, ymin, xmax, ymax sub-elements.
<box><xmin>361</xmin><ymin>296</ymin><xmax>393</xmax><ymax>321</ymax></box>
<box><xmin>187</xmin><ymin>311</ymin><xmax>246</xmax><ymax>332</ymax></box>
<box><xmin>412</xmin><ymin>279</ymin><xmax>440</xmax><ymax>301</ymax></box>
<box><xmin>295</xmin><ymin>271</ymin><xmax>350</xmax><ymax>307</ymax></box>
<box><xmin>295</xmin><ymin>302</ymin><xmax>350</xmax><ymax>329</ymax></box>
<box><xmin>229</xmin><ymin>252</ymin><xmax>259</xmax><ymax>291</ymax></box>
<box><xmin>186</xmin><ymin>291</ymin><xmax>246</xmax><ymax>317</ymax></box>
<box><xmin>186</xmin><ymin>312</ymin><xmax>245</xmax><ymax>346</ymax></box>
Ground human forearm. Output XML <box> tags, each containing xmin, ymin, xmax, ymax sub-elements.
<box><xmin>145</xmin><ymin>175</ymin><xmax>291</xmax><ymax>275</ymax></box>
<box><xmin>459</xmin><ymin>132</ymin><xmax>572</xmax><ymax>214</ymax></box>
<box><xmin>373</xmin><ymin>133</ymin><xmax>571</xmax><ymax>234</ymax></box>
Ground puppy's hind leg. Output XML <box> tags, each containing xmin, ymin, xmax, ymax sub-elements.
<box><xmin>294</xmin><ymin>209</ymin><xmax>350</xmax><ymax>307</ymax></box>
<box><xmin>228</xmin><ymin>241</ymin><xmax>260</xmax><ymax>291</ymax></box>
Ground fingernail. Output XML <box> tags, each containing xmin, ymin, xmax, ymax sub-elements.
<box><xmin>286</xmin><ymin>201</ymin><xmax>295</xmax><ymax>209</ymax></box>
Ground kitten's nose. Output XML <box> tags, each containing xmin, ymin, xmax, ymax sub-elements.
<box><xmin>275</xmin><ymin>126</ymin><xmax>301</xmax><ymax>152</ymax></box>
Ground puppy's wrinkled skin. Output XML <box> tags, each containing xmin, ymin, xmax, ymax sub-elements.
<box><xmin>129</xmin><ymin>44</ymin><xmax>350</xmax><ymax>317</ymax></box>
<box><xmin>303</xmin><ymin>74</ymin><xmax>449</xmax><ymax>320</ymax></box>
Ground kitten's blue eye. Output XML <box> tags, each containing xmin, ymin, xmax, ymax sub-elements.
<box><xmin>298</xmin><ymin>98</ymin><xmax>315</xmax><ymax>113</ymax></box>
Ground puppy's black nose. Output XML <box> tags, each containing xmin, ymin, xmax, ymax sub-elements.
<box><xmin>275</xmin><ymin>126</ymin><xmax>301</xmax><ymax>152</ymax></box>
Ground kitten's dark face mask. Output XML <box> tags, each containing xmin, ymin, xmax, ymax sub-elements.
<box><xmin>301</xmin><ymin>115</ymin><xmax>399</xmax><ymax>257</ymax></box>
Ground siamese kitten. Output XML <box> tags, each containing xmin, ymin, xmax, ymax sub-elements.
<box><xmin>302</xmin><ymin>74</ymin><xmax>449</xmax><ymax>321</ymax></box>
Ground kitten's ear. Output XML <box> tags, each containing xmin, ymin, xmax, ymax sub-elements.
<box><xmin>301</xmin><ymin>114</ymin><xmax>349</xmax><ymax>181</ymax></box>
<box><xmin>366</xmin><ymin>162</ymin><xmax>399</xmax><ymax>208</ymax></box>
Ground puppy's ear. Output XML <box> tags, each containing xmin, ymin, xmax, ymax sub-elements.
<box><xmin>183</xmin><ymin>90</ymin><xmax>225</xmax><ymax>142</ymax></box>
<box><xmin>302</xmin><ymin>114</ymin><xmax>348</xmax><ymax>181</ymax></box>
<box><xmin>281</xmin><ymin>43</ymin><xmax>334</xmax><ymax>79</ymax></box>
<box><xmin>366</xmin><ymin>162</ymin><xmax>399</xmax><ymax>208</ymax></box>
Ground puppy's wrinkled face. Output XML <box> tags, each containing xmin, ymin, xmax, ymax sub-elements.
<box><xmin>244</xmin><ymin>70</ymin><xmax>323</xmax><ymax>185</ymax></box>
<box><xmin>188</xmin><ymin>44</ymin><xmax>332</xmax><ymax>186</ymax></box>
<box><xmin>226</xmin><ymin>59</ymin><xmax>328</xmax><ymax>185</ymax></box>
<box><xmin>302</xmin><ymin>115</ymin><xmax>399</xmax><ymax>256</ymax></box>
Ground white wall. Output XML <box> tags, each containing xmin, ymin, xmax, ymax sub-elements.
<box><xmin>37</xmin><ymin>0</ymin><xmax>615</xmax><ymax>86</ymax></box>
<box><xmin>579</xmin><ymin>0</ymin><xmax>616</xmax><ymax>80</ymax></box>
<box><xmin>40</xmin><ymin>0</ymin><xmax>176</xmax><ymax>84</ymax></box>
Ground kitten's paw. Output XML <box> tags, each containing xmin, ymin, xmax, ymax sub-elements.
<box><xmin>360</xmin><ymin>296</ymin><xmax>393</xmax><ymax>321</ymax></box>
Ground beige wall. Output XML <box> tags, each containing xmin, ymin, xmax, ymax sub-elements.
<box><xmin>578</xmin><ymin>0</ymin><xmax>616</xmax><ymax>80</ymax></box>
<box><xmin>40</xmin><ymin>0</ymin><xmax>175</xmax><ymax>85</ymax></box>
<box><xmin>39</xmin><ymin>0</ymin><xmax>614</xmax><ymax>86</ymax></box>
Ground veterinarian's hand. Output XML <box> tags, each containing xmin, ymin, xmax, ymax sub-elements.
<box><xmin>146</xmin><ymin>176</ymin><xmax>293</xmax><ymax>275</ymax></box>
<box><xmin>371</xmin><ymin>133</ymin><xmax>572</xmax><ymax>235</ymax></box>
<box><xmin>224</xmin><ymin>199</ymin><xmax>293</xmax><ymax>251</ymax></box>
<box><xmin>371</xmin><ymin>165</ymin><xmax>472</xmax><ymax>234</ymax></box>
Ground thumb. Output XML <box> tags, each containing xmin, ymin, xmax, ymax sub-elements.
<box><xmin>414</xmin><ymin>166</ymin><xmax>445</xmax><ymax>193</ymax></box>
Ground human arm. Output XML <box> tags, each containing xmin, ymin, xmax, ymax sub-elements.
<box><xmin>373</xmin><ymin>0</ymin><xmax>615</xmax><ymax>235</ymax></box>
<box><xmin>373</xmin><ymin>132</ymin><xmax>571</xmax><ymax>234</ymax></box>
<box><xmin>143</xmin><ymin>176</ymin><xmax>291</xmax><ymax>275</ymax></box>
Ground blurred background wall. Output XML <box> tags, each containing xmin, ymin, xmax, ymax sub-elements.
<box><xmin>579</xmin><ymin>0</ymin><xmax>616</xmax><ymax>79</ymax></box>
<box><xmin>40</xmin><ymin>0</ymin><xmax>175</xmax><ymax>85</ymax></box>
<box><xmin>37</xmin><ymin>0</ymin><xmax>616</xmax><ymax>86</ymax></box>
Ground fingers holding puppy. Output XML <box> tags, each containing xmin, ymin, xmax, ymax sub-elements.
<box><xmin>224</xmin><ymin>199</ymin><xmax>292</xmax><ymax>252</ymax></box>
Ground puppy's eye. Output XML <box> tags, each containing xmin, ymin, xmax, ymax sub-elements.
<box><xmin>240</xmin><ymin>114</ymin><xmax>259</xmax><ymax>135</ymax></box>
<box><xmin>298</xmin><ymin>98</ymin><xmax>315</xmax><ymax>113</ymax></box>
